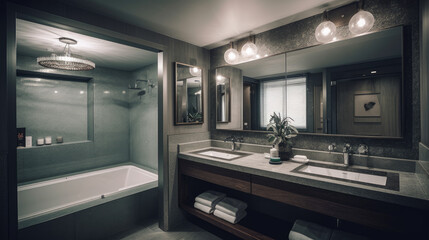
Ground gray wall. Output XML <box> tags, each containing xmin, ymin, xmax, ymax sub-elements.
<box><xmin>421</xmin><ymin>0</ymin><xmax>429</xmax><ymax>161</ymax></box>
<box><xmin>210</xmin><ymin>0</ymin><xmax>420</xmax><ymax>160</ymax></box>
<box><xmin>16</xmin><ymin>55</ymin><xmax>132</xmax><ymax>183</ymax></box>
<box><xmin>130</xmin><ymin>63</ymin><xmax>158</xmax><ymax>170</ymax></box>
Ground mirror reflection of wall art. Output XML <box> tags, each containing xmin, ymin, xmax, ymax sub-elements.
<box><xmin>354</xmin><ymin>93</ymin><xmax>381</xmax><ymax>122</ymax></box>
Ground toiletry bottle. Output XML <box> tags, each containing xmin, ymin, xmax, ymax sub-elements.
<box><xmin>270</xmin><ymin>145</ymin><xmax>279</xmax><ymax>158</ymax></box>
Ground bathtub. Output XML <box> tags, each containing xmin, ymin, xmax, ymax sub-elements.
<box><xmin>18</xmin><ymin>164</ymin><xmax>158</xmax><ymax>230</ymax></box>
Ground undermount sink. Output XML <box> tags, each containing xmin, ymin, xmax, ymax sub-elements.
<box><xmin>191</xmin><ymin>148</ymin><xmax>251</xmax><ymax>161</ymax></box>
<box><xmin>292</xmin><ymin>162</ymin><xmax>399</xmax><ymax>191</ymax></box>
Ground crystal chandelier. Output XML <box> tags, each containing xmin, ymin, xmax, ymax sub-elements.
<box><xmin>37</xmin><ymin>37</ymin><xmax>95</xmax><ymax>71</ymax></box>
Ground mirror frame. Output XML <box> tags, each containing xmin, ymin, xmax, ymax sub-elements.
<box><xmin>213</xmin><ymin>26</ymin><xmax>405</xmax><ymax>139</ymax></box>
<box><xmin>174</xmin><ymin>62</ymin><xmax>204</xmax><ymax>125</ymax></box>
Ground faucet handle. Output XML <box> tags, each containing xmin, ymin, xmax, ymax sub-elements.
<box><xmin>357</xmin><ymin>144</ymin><xmax>368</xmax><ymax>155</ymax></box>
<box><xmin>343</xmin><ymin>143</ymin><xmax>352</xmax><ymax>152</ymax></box>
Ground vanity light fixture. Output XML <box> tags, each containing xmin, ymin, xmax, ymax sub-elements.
<box><xmin>224</xmin><ymin>42</ymin><xmax>240</xmax><ymax>64</ymax></box>
<box><xmin>315</xmin><ymin>11</ymin><xmax>336</xmax><ymax>43</ymax></box>
<box><xmin>241</xmin><ymin>35</ymin><xmax>258</xmax><ymax>58</ymax></box>
<box><xmin>348</xmin><ymin>0</ymin><xmax>375</xmax><ymax>35</ymax></box>
<box><xmin>37</xmin><ymin>37</ymin><xmax>95</xmax><ymax>71</ymax></box>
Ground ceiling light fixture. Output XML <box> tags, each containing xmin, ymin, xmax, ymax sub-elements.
<box><xmin>315</xmin><ymin>11</ymin><xmax>336</xmax><ymax>43</ymax></box>
<box><xmin>224</xmin><ymin>42</ymin><xmax>239</xmax><ymax>64</ymax></box>
<box><xmin>241</xmin><ymin>35</ymin><xmax>258</xmax><ymax>58</ymax></box>
<box><xmin>348</xmin><ymin>0</ymin><xmax>374</xmax><ymax>35</ymax></box>
<box><xmin>37</xmin><ymin>37</ymin><xmax>95</xmax><ymax>71</ymax></box>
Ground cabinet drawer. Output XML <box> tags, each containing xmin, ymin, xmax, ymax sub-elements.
<box><xmin>179</xmin><ymin>159</ymin><xmax>251</xmax><ymax>193</ymax></box>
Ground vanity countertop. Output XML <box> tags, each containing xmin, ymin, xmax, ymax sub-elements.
<box><xmin>178</xmin><ymin>147</ymin><xmax>429</xmax><ymax>210</ymax></box>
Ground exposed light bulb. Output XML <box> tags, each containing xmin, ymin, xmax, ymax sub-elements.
<box><xmin>315</xmin><ymin>21</ymin><xmax>336</xmax><ymax>43</ymax></box>
<box><xmin>349</xmin><ymin>10</ymin><xmax>375</xmax><ymax>35</ymax></box>
<box><xmin>224</xmin><ymin>48</ymin><xmax>239</xmax><ymax>64</ymax></box>
<box><xmin>216</xmin><ymin>75</ymin><xmax>223</xmax><ymax>81</ymax></box>
<box><xmin>241</xmin><ymin>42</ymin><xmax>258</xmax><ymax>58</ymax></box>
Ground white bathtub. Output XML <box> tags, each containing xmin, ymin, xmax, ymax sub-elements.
<box><xmin>18</xmin><ymin>165</ymin><xmax>158</xmax><ymax>229</ymax></box>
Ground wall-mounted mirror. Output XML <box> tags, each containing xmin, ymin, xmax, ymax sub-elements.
<box><xmin>214</xmin><ymin>26</ymin><xmax>403</xmax><ymax>138</ymax></box>
<box><xmin>216</xmin><ymin>70</ymin><xmax>231</xmax><ymax>123</ymax></box>
<box><xmin>175</xmin><ymin>62</ymin><xmax>203</xmax><ymax>125</ymax></box>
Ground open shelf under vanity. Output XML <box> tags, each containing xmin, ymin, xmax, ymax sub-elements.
<box><xmin>178</xmin><ymin>158</ymin><xmax>429</xmax><ymax>240</ymax></box>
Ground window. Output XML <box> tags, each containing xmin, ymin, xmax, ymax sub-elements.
<box><xmin>260</xmin><ymin>76</ymin><xmax>307</xmax><ymax>129</ymax></box>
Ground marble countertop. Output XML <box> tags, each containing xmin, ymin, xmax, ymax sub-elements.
<box><xmin>178</xmin><ymin>146</ymin><xmax>429</xmax><ymax>211</ymax></box>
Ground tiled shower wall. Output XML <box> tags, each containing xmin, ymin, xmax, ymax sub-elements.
<box><xmin>129</xmin><ymin>63</ymin><xmax>158</xmax><ymax>170</ymax></box>
<box><xmin>16</xmin><ymin>55</ymin><xmax>132</xmax><ymax>183</ymax></box>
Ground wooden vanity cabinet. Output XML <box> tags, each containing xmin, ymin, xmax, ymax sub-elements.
<box><xmin>178</xmin><ymin>159</ymin><xmax>429</xmax><ymax>239</ymax></box>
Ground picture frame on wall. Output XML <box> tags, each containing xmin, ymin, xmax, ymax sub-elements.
<box><xmin>354</xmin><ymin>93</ymin><xmax>381</xmax><ymax>123</ymax></box>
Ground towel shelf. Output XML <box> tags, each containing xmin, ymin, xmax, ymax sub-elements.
<box><xmin>178</xmin><ymin>158</ymin><xmax>429</xmax><ymax>239</ymax></box>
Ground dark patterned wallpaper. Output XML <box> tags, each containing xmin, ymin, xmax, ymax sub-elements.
<box><xmin>210</xmin><ymin>0</ymin><xmax>420</xmax><ymax>159</ymax></box>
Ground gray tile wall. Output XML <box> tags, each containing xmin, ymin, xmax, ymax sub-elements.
<box><xmin>167</xmin><ymin>132</ymin><xmax>210</xmax><ymax>229</ymax></box>
<box><xmin>130</xmin><ymin>63</ymin><xmax>158</xmax><ymax>170</ymax></box>
<box><xmin>17</xmin><ymin>55</ymin><xmax>132</xmax><ymax>183</ymax></box>
<box><xmin>420</xmin><ymin>0</ymin><xmax>429</xmax><ymax>159</ymax></box>
<box><xmin>17</xmin><ymin>77</ymin><xmax>88</xmax><ymax>144</ymax></box>
<box><xmin>209</xmin><ymin>0</ymin><xmax>420</xmax><ymax>160</ymax></box>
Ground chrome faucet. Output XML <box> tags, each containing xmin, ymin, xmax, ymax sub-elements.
<box><xmin>342</xmin><ymin>143</ymin><xmax>352</xmax><ymax>166</ymax></box>
<box><xmin>224</xmin><ymin>136</ymin><xmax>243</xmax><ymax>151</ymax></box>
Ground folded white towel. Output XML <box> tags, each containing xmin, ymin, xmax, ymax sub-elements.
<box><xmin>288</xmin><ymin>219</ymin><xmax>332</xmax><ymax>240</ymax></box>
<box><xmin>195</xmin><ymin>190</ymin><xmax>226</xmax><ymax>207</ymax></box>
<box><xmin>194</xmin><ymin>201</ymin><xmax>214</xmax><ymax>214</ymax></box>
<box><xmin>214</xmin><ymin>209</ymin><xmax>247</xmax><ymax>224</ymax></box>
<box><xmin>215</xmin><ymin>197</ymin><xmax>247</xmax><ymax>216</ymax></box>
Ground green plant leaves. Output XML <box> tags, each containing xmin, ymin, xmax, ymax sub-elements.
<box><xmin>266</xmin><ymin>112</ymin><xmax>298</xmax><ymax>144</ymax></box>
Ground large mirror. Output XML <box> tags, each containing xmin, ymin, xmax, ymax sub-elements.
<box><xmin>175</xmin><ymin>62</ymin><xmax>203</xmax><ymax>125</ymax></box>
<box><xmin>215</xmin><ymin>26</ymin><xmax>403</xmax><ymax>138</ymax></box>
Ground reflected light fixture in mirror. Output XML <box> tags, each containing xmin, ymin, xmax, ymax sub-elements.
<box><xmin>349</xmin><ymin>0</ymin><xmax>374</xmax><ymax>35</ymax></box>
<box><xmin>241</xmin><ymin>35</ymin><xmax>258</xmax><ymax>58</ymax></box>
<box><xmin>189</xmin><ymin>66</ymin><xmax>201</xmax><ymax>77</ymax></box>
<box><xmin>216</xmin><ymin>74</ymin><xmax>225</xmax><ymax>84</ymax></box>
<box><xmin>315</xmin><ymin>11</ymin><xmax>336</xmax><ymax>43</ymax></box>
<box><xmin>224</xmin><ymin>42</ymin><xmax>239</xmax><ymax>64</ymax></box>
<box><xmin>37</xmin><ymin>37</ymin><xmax>95</xmax><ymax>71</ymax></box>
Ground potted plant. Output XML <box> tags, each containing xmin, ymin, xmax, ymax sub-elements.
<box><xmin>267</xmin><ymin>112</ymin><xmax>298</xmax><ymax>161</ymax></box>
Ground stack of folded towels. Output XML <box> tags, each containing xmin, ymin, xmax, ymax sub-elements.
<box><xmin>194</xmin><ymin>191</ymin><xmax>248</xmax><ymax>224</ymax></box>
<box><xmin>214</xmin><ymin>197</ymin><xmax>247</xmax><ymax>224</ymax></box>
<box><xmin>194</xmin><ymin>190</ymin><xmax>226</xmax><ymax>214</ymax></box>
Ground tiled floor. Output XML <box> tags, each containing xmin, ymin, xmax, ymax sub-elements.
<box><xmin>111</xmin><ymin>218</ymin><xmax>222</xmax><ymax>240</ymax></box>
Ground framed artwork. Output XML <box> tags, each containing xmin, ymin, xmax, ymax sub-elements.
<box><xmin>354</xmin><ymin>93</ymin><xmax>381</xmax><ymax>122</ymax></box>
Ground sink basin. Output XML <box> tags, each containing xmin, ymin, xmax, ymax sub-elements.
<box><xmin>292</xmin><ymin>162</ymin><xmax>399</xmax><ymax>191</ymax></box>
<box><xmin>191</xmin><ymin>148</ymin><xmax>251</xmax><ymax>161</ymax></box>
